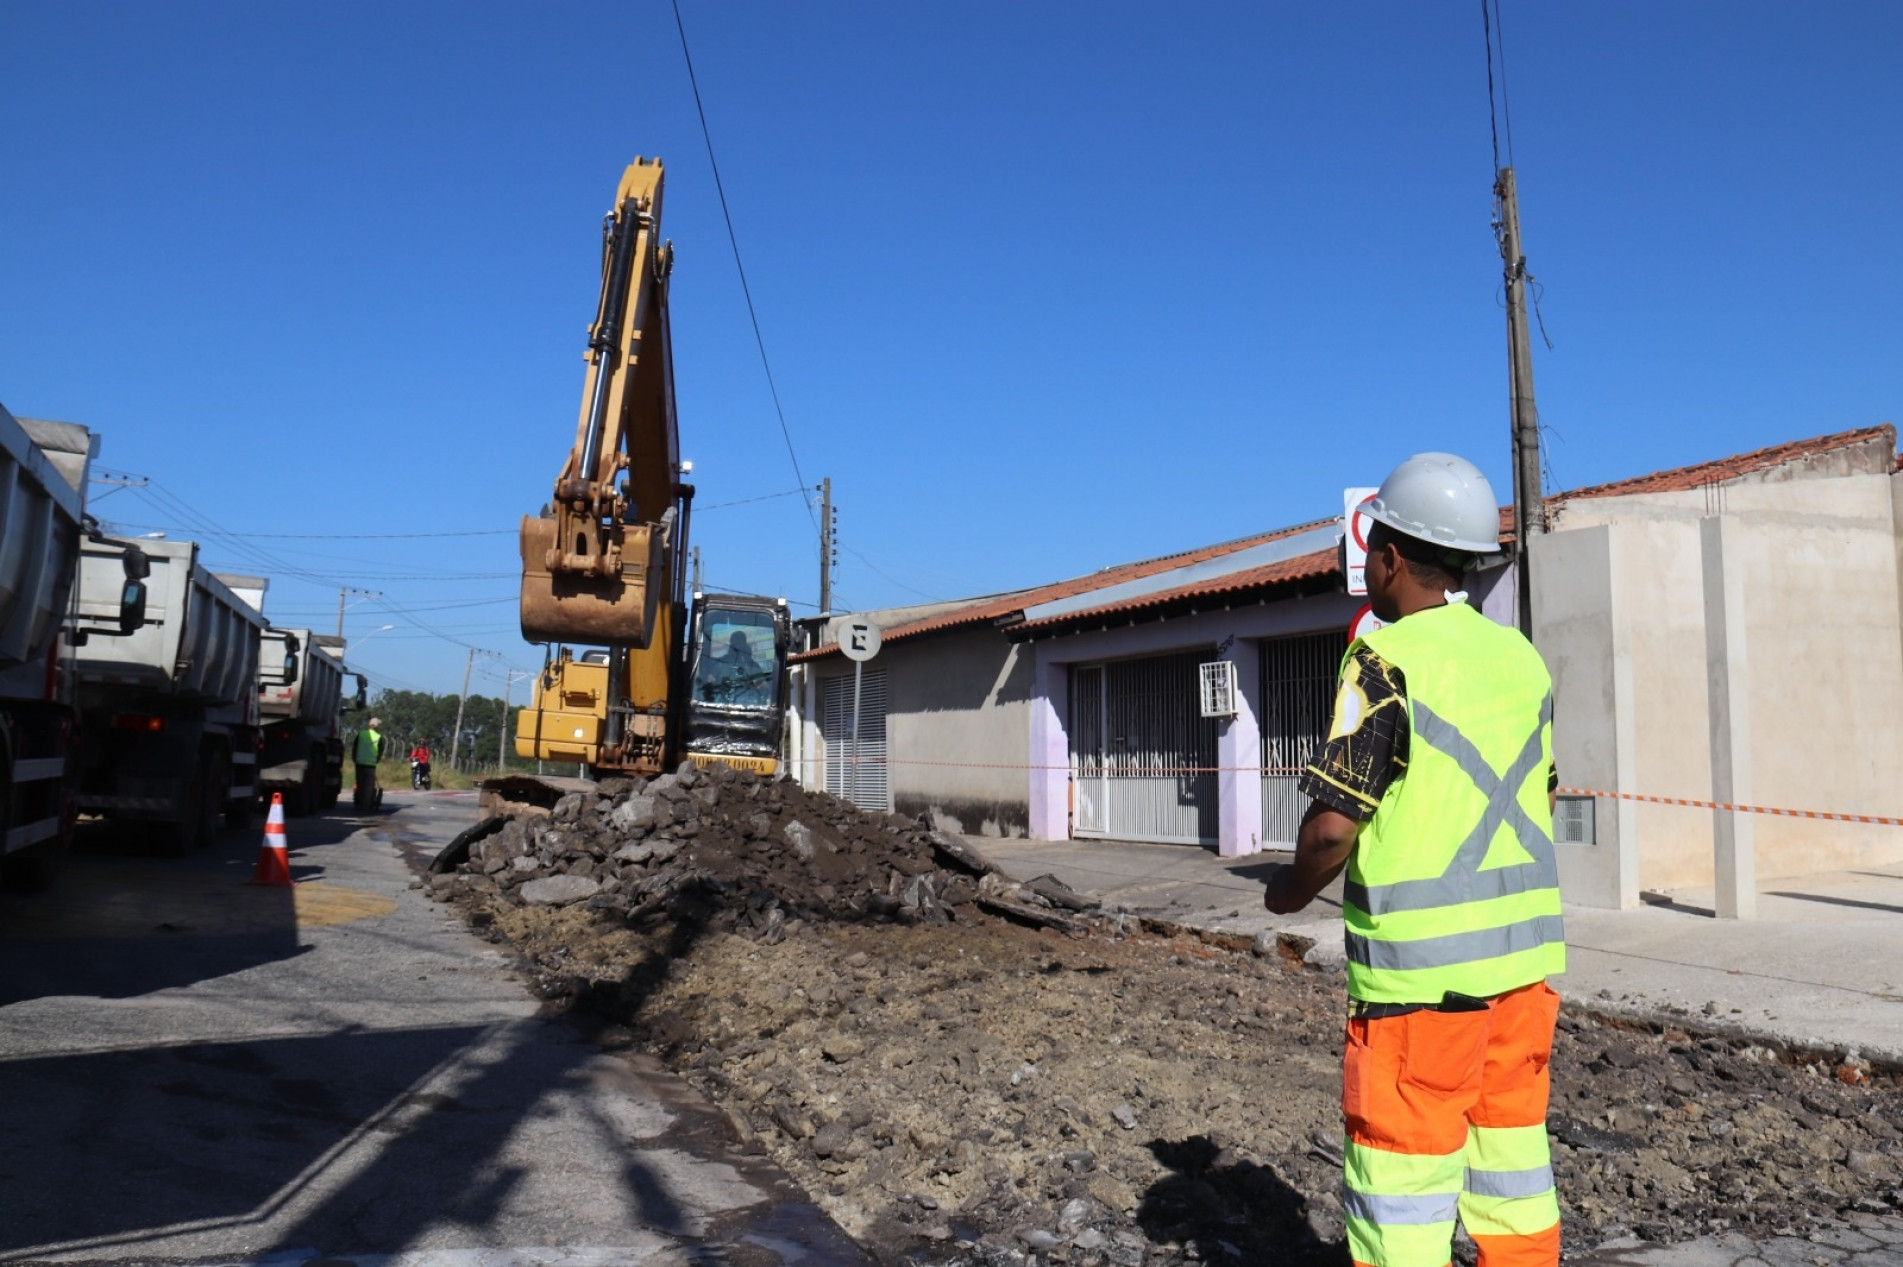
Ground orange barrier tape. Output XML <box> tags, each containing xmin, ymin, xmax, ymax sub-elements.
<box><xmin>1558</xmin><ymin>787</ymin><xmax>1903</xmax><ymax>827</ymax></box>
<box><xmin>785</xmin><ymin>756</ymin><xmax>1310</xmax><ymax>775</ymax></box>
<box><xmin>781</xmin><ymin>757</ymin><xmax>1900</xmax><ymax>825</ymax></box>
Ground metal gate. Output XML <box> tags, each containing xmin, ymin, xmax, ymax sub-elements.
<box><xmin>1259</xmin><ymin>631</ymin><xmax>1346</xmax><ymax>845</ymax></box>
<box><xmin>822</xmin><ymin>669</ymin><xmax>889</xmax><ymax>811</ymax></box>
<box><xmin>1070</xmin><ymin>651</ymin><xmax>1218</xmax><ymax>845</ymax></box>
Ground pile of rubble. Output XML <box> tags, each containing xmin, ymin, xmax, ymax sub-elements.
<box><xmin>425</xmin><ymin>761</ymin><xmax>1097</xmax><ymax>945</ymax></box>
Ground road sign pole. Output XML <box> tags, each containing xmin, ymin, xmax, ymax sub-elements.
<box><xmin>851</xmin><ymin>659</ymin><xmax>863</xmax><ymax>800</ymax></box>
<box><xmin>834</xmin><ymin>614</ymin><xmax>883</xmax><ymax>807</ymax></box>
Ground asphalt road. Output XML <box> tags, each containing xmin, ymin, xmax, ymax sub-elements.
<box><xmin>0</xmin><ymin>791</ymin><xmax>869</xmax><ymax>1267</ymax></box>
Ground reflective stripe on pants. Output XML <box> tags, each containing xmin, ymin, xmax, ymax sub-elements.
<box><xmin>1341</xmin><ymin>981</ymin><xmax>1562</xmax><ymax>1267</ymax></box>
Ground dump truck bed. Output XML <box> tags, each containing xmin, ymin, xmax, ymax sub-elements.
<box><xmin>0</xmin><ymin>407</ymin><xmax>89</xmax><ymax>677</ymax></box>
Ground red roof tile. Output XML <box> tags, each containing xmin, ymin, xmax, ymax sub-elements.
<box><xmin>1008</xmin><ymin>546</ymin><xmax>1337</xmax><ymax>635</ymax></box>
<box><xmin>791</xmin><ymin>521</ymin><xmax>1327</xmax><ymax>662</ymax></box>
<box><xmin>1549</xmin><ymin>424</ymin><xmax>1895</xmax><ymax>505</ymax></box>
<box><xmin>797</xmin><ymin>425</ymin><xmax>1897</xmax><ymax>656</ymax></box>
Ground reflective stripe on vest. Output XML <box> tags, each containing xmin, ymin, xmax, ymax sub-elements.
<box><xmin>1342</xmin><ymin>603</ymin><xmax>1565</xmax><ymax>1003</ymax></box>
<box><xmin>1344</xmin><ymin>694</ymin><xmax>1558</xmax><ymax>917</ymax></box>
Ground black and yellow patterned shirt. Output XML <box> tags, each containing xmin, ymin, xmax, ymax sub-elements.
<box><xmin>1297</xmin><ymin>646</ymin><xmax>1558</xmax><ymax>822</ymax></box>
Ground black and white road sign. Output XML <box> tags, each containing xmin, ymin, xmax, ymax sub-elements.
<box><xmin>837</xmin><ymin>615</ymin><xmax>882</xmax><ymax>662</ymax></box>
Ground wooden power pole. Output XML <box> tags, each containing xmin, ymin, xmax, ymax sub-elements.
<box><xmin>818</xmin><ymin>477</ymin><xmax>835</xmax><ymax>616</ymax></box>
<box><xmin>1496</xmin><ymin>167</ymin><xmax>1543</xmax><ymax>639</ymax></box>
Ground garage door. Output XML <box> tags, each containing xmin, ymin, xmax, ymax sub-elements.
<box><xmin>1070</xmin><ymin>650</ymin><xmax>1217</xmax><ymax>845</ymax></box>
<box><xmin>1259</xmin><ymin>631</ymin><xmax>1346</xmax><ymax>846</ymax></box>
<box><xmin>822</xmin><ymin>670</ymin><xmax>889</xmax><ymax>811</ymax></box>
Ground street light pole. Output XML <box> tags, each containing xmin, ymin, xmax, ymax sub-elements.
<box><xmin>336</xmin><ymin>587</ymin><xmax>383</xmax><ymax>639</ymax></box>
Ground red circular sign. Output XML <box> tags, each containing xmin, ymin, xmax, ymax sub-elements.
<box><xmin>1349</xmin><ymin>495</ymin><xmax>1377</xmax><ymax>552</ymax></box>
<box><xmin>1348</xmin><ymin>603</ymin><xmax>1386</xmax><ymax>643</ymax></box>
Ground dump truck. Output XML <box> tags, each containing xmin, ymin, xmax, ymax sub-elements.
<box><xmin>515</xmin><ymin>157</ymin><xmax>792</xmax><ymax>778</ymax></box>
<box><xmin>70</xmin><ymin>536</ymin><xmax>267</xmax><ymax>852</ymax></box>
<box><xmin>0</xmin><ymin>409</ymin><xmax>96</xmax><ymax>886</ymax></box>
<box><xmin>256</xmin><ymin>627</ymin><xmax>354</xmax><ymax>815</ymax></box>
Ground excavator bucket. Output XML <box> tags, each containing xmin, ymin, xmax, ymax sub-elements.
<box><xmin>519</xmin><ymin>515</ymin><xmax>665</xmax><ymax>646</ymax></box>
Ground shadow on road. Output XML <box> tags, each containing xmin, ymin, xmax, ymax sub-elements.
<box><xmin>1136</xmin><ymin>1134</ymin><xmax>1347</xmax><ymax>1266</ymax></box>
<box><xmin>0</xmin><ymin>1017</ymin><xmax>700</xmax><ymax>1260</ymax></box>
<box><xmin>0</xmin><ymin>810</ymin><xmax>387</xmax><ymax>1005</ymax></box>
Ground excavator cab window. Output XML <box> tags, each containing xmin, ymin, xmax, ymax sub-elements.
<box><xmin>690</xmin><ymin>609</ymin><xmax>779</xmax><ymax>711</ymax></box>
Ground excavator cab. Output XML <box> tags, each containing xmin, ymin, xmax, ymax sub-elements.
<box><xmin>680</xmin><ymin>595</ymin><xmax>792</xmax><ymax>775</ymax></box>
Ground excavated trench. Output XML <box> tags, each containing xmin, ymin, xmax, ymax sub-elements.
<box><xmin>423</xmin><ymin>764</ymin><xmax>1903</xmax><ymax>1264</ymax></box>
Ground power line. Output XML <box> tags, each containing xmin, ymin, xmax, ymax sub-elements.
<box><xmin>840</xmin><ymin>544</ymin><xmax>941</xmax><ymax>603</ymax></box>
<box><xmin>671</xmin><ymin>0</ymin><xmax>820</xmax><ymax>544</ymax></box>
<box><xmin>1492</xmin><ymin>0</ymin><xmax>1517</xmax><ymax>169</ymax></box>
<box><xmin>1481</xmin><ymin>0</ymin><xmax>1518</xmax><ymax>173</ymax></box>
<box><xmin>1481</xmin><ymin>0</ymin><xmax>1502</xmax><ymax>172</ymax></box>
<box><xmin>696</xmin><ymin>488</ymin><xmax>809</xmax><ymax>512</ymax></box>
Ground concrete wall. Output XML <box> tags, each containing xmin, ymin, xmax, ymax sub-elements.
<box><xmin>1531</xmin><ymin>524</ymin><xmax>1640</xmax><ymax>909</ymax></box>
<box><xmin>804</xmin><ymin>627</ymin><xmax>1034</xmax><ymax>837</ymax></box>
<box><xmin>1541</xmin><ymin>470</ymin><xmax>1903</xmax><ymax>895</ymax></box>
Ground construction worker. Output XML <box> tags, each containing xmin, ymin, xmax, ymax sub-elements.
<box><xmin>353</xmin><ymin>716</ymin><xmax>384</xmax><ymax>810</ymax></box>
<box><xmin>1264</xmin><ymin>452</ymin><xmax>1565</xmax><ymax>1267</ymax></box>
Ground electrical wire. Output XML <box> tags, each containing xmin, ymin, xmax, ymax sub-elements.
<box><xmin>840</xmin><ymin>544</ymin><xmax>942</xmax><ymax>603</ymax></box>
<box><xmin>671</xmin><ymin>0</ymin><xmax>821</xmax><ymax>544</ymax></box>
<box><xmin>1492</xmin><ymin>0</ymin><xmax>1517</xmax><ymax>169</ymax></box>
<box><xmin>696</xmin><ymin>488</ymin><xmax>809</xmax><ymax>512</ymax></box>
<box><xmin>1481</xmin><ymin>0</ymin><xmax>1502</xmax><ymax>173</ymax></box>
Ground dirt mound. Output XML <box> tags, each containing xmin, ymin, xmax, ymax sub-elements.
<box><xmin>425</xmin><ymin>762</ymin><xmax>1091</xmax><ymax>948</ymax></box>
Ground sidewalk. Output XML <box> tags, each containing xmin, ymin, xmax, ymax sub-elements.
<box><xmin>969</xmin><ymin>835</ymin><xmax>1903</xmax><ymax>1065</ymax></box>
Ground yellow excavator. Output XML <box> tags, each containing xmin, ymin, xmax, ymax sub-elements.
<box><xmin>516</xmin><ymin>158</ymin><xmax>790</xmax><ymax>776</ymax></box>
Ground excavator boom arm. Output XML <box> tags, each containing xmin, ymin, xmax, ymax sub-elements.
<box><xmin>520</xmin><ymin>158</ymin><xmax>682</xmax><ymax>649</ymax></box>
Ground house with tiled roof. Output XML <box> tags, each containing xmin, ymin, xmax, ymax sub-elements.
<box><xmin>789</xmin><ymin>423</ymin><xmax>1903</xmax><ymax>910</ymax></box>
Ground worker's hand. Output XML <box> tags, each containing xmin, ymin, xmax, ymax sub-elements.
<box><xmin>1262</xmin><ymin>802</ymin><xmax>1360</xmax><ymax>915</ymax></box>
<box><xmin>1263</xmin><ymin>864</ymin><xmax>1302</xmax><ymax>914</ymax></box>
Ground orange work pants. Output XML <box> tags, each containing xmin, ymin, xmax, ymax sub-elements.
<box><xmin>1340</xmin><ymin>980</ymin><xmax>1562</xmax><ymax>1267</ymax></box>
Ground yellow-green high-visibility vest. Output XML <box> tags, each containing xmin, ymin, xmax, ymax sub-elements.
<box><xmin>1343</xmin><ymin>601</ymin><xmax>1565</xmax><ymax>1003</ymax></box>
<box><xmin>354</xmin><ymin>727</ymin><xmax>381</xmax><ymax>766</ymax></box>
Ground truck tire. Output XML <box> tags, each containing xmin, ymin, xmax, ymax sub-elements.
<box><xmin>224</xmin><ymin>775</ymin><xmax>254</xmax><ymax>833</ymax></box>
<box><xmin>196</xmin><ymin>756</ymin><xmax>227</xmax><ymax>848</ymax></box>
<box><xmin>152</xmin><ymin>767</ymin><xmax>202</xmax><ymax>857</ymax></box>
<box><xmin>291</xmin><ymin>747</ymin><xmax>324</xmax><ymax>817</ymax></box>
<box><xmin>319</xmin><ymin>762</ymin><xmax>341</xmax><ymax>812</ymax></box>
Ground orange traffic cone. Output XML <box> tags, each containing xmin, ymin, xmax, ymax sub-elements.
<box><xmin>248</xmin><ymin>792</ymin><xmax>294</xmax><ymax>887</ymax></box>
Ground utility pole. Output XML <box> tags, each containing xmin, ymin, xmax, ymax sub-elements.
<box><xmin>1495</xmin><ymin>167</ymin><xmax>1543</xmax><ymax>639</ymax></box>
<box><xmin>336</xmin><ymin>586</ymin><xmax>382</xmax><ymax>639</ymax></box>
<box><xmin>449</xmin><ymin>648</ymin><xmax>494</xmax><ymax>772</ymax></box>
<box><xmin>818</xmin><ymin>477</ymin><xmax>836</xmax><ymax>616</ymax></box>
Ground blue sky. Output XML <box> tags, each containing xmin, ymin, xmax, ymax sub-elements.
<box><xmin>4</xmin><ymin>2</ymin><xmax>1897</xmax><ymax>694</ymax></box>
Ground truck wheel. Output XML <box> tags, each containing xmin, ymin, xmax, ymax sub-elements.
<box><xmin>196</xmin><ymin>758</ymin><xmax>228</xmax><ymax>848</ymax></box>
<box><xmin>291</xmin><ymin>747</ymin><xmax>324</xmax><ymax>817</ymax></box>
<box><xmin>153</xmin><ymin>767</ymin><xmax>201</xmax><ymax>857</ymax></box>
<box><xmin>224</xmin><ymin>777</ymin><xmax>255</xmax><ymax>833</ymax></box>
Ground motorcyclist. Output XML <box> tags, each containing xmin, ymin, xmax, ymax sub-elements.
<box><xmin>410</xmin><ymin>742</ymin><xmax>432</xmax><ymax>790</ymax></box>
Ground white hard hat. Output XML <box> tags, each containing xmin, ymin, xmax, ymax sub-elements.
<box><xmin>1364</xmin><ymin>453</ymin><xmax>1502</xmax><ymax>554</ymax></box>
<box><xmin>368</xmin><ymin>717</ymin><xmax>382</xmax><ymax>727</ymax></box>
